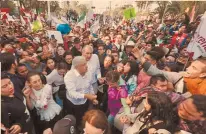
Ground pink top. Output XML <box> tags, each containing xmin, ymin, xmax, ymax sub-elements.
<box><xmin>108</xmin><ymin>85</ymin><xmax>128</xmax><ymax>116</ymax></box>
<box><xmin>135</xmin><ymin>69</ymin><xmax>151</xmax><ymax>93</ymax></box>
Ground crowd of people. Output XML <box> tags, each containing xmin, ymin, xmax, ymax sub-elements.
<box><xmin>1</xmin><ymin>11</ymin><xmax>206</xmax><ymax>134</ymax></box>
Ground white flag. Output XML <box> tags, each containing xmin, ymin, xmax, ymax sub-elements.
<box><xmin>20</xmin><ymin>15</ymin><xmax>26</xmax><ymax>25</ymax></box>
<box><xmin>187</xmin><ymin>12</ymin><xmax>206</xmax><ymax>59</ymax></box>
<box><xmin>77</xmin><ymin>18</ymin><xmax>85</xmax><ymax>29</ymax></box>
<box><xmin>51</xmin><ymin>16</ymin><xmax>65</xmax><ymax>25</ymax></box>
<box><xmin>90</xmin><ymin>19</ymin><xmax>100</xmax><ymax>34</ymax></box>
<box><xmin>6</xmin><ymin>14</ymin><xmax>15</xmax><ymax>21</ymax></box>
<box><xmin>86</xmin><ymin>9</ymin><xmax>94</xmax><ymax>22</ymax></box>
<box><xmin>61</xmin><ymin>16</ymin><xmax>69</xmax><ymax>24</ymax></box>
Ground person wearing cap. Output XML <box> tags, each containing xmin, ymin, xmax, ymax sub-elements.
<box><xmin>64</xmin><ymin>56</ymin><xmax>98</xmax><ymax>127</ymax></box>
<box><xmin>82</xmin><ymin>45</ymin><xmax>101</xmax><ymax>94</ymax></box>
<box><xmin>71</xmin><ymin>37</ymin><xmax>82</xmax><ymax>57</ymax></box>
<box><xmin>52</xmin><ymin>115</ymin><xmax>76</xmax><ymax>134</ymax></box>
<box><xmin>121</xmin><ymin>40</ymin><xmax>135</xmax><ymax>60</ymax></box>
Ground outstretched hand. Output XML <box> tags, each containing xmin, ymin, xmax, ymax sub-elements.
<box><xmin>93</xmin><ymin>99</ymin><xmax>99</xmax><ymax>105</ymax></box>
<box><xmin>120</xmin><ymin>116</ymin><xmax>131</xmax><ymax>124</ymax></box>
<box><xmin>132</xmin><ymin>47</ymin><xmax>144</xmax><ymax>60</ymax></box>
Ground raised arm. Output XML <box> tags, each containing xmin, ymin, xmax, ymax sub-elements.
<box><xmin>132</xmin><ymin>48</ymin><xmax>182</xmax><ymax>84</ymax></box>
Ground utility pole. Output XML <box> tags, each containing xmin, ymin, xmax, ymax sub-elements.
<box><xmin>47</xmin><ymin>1</ymin><xmax>50</xmax><ymax>19</ymax></box>
<box><xmin>109</xmin><ymin>1</ymin><xmax>111</xmax><ymax>16</ymax></box>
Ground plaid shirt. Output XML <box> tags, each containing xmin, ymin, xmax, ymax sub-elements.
<box><xmin>179</xmin><ymin>119</ymin><xmax>206</xmax><ymax>134</ymax></box>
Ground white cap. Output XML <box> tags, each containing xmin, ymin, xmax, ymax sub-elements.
<box><xmin>72</xmin><ymin>56</ymin><xmax>87</xmax><ymax>67</ymax></box>
<box><xmin>148</xmin><ymin>24</ymin><xmax>154</xmax><ymax>28</ymax></box>
<box><xmin>126</xmin><ymin>41</ymin><xmax>135</xmax><ymax>47</ymax></box>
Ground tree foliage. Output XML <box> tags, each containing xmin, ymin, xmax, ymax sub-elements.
<box><xmin>153</xmin><ymin>1</ymin><xmax>206</xmax><ymax>21</ymax></box>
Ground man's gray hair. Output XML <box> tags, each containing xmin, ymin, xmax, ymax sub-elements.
<box><xmin>72</xmin><ymin>56</ymin><xmax>87</xmax><ymax>67</ymax></box>
<box><xmin>82</xmin><ymin>45</ymin><xmax>93</xmax><ymax>53</ymax></box>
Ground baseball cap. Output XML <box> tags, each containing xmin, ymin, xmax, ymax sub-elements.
<box><xmin>53</xmin><ymin>115</ymin><xmax>76</xmax><ymax>134</ymax></box>
<box><xmin>126</xmin><ymin>41</ymin><xmax>135</xmax><ymax>47</ymax></box>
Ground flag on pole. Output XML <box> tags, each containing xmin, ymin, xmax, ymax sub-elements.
<box><xmin>187</xmin><ymin>12</ymin><xmax>206</xmax><ymax>59</ymax></box>
<box><xmin>190</xmin><ymin>4</ymin><xmax>196</xmax><ymax>22</ymax></box>
<box><xmin>0</xmin><ymin>8</ymin><xmax>10</xmax><ymax>20</ymax></box>
<box><xmin>86</xmin><ymin>9</ymin><xmax>94</xmax><ymax>22</ymax></box>
<box><xmin>61</xmin><ymin>16</ymin><xmax>69</xmax><ymax>24</ymax></box>
<box><xmin>90</xmin><ymin>19</ymin><xmax>100</xmax><ymax>34</ymax></box>
<box><xmin>20</xmin><ymin>15</ymin><xmax>26</xmax><ymax>26</ymax></box>
<box><xmin>78</xmin><ymin>12</ymin><xmax>86</xmax><ymax>22</ymax></box>
<box><xmin>31</xmin><ymin>16</ymin><xmax>43</xmax><ymax>32</ymax></box>
<box><xmin>77</xmin><ymin>18</ymin><xmax>86</xmax><ymax>29</ymax></box>
<box><xmin>31</xmin><ymin>21</ymin><xmax>43</xmax><ymax>32</ymax></box>
<box><xmin>6</xmin><ymin>14</ymin><xmax>15</xmax><ymax>22</ymax></box>
<box><xmin>123</xmin><ymin>8</ymin><xmax>136</xmax><ymax>20</ymax></box>
<box><xmin>51</xmin><ymin>16</ymin><xmax>65</xmax><ymax>25</ymax></box>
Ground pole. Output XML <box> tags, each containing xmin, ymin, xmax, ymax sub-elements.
<box><xmin>144</xmin><ymin>1</ymin><xmax>148</xmax><ymax>11</ymax></box>
<box><xmin>47</xmin><ymin>1</ymin><xmax>50</xmax><ymax>19</ymax></box>
<box><xmin>161</xmin><ymin>2</ymin><xmax>169</xmax><ymax>23</ymax></box>
<box><xmin>18</xmin><ymin>0</ymin><xmax>22</xmax><ymax>24</ymax></box>
<box><xmin>109</xmin><ymin>1</ymin><xmax>111</xmax><ymax>16</ymax></box>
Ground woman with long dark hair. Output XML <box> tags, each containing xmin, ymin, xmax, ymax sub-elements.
<box><xmin>122</xmin><ymin>60</ymin><xmax>139</xmax><ymax>95</ymax></box>
<box><xmin>121</xmin><ymin>91</ymin><xmax>179</xmax><ymax>134</ymax></box>
<box><xmin>64</xmin><ymin>51</ymin><xmax>73</xmax><ymax>70</ymax></box>
<box><xmin>55</xmin><ymin>45</ymin><xmax>66</xmax><ymax>63</ymax></box>
<box><xmin>44</xmin><ymin>58</ymin><xmax>56</xmax><ymax>75</ymax></box>
<box><xmin>1</xmin><ymin>74</ymin><xmax>33</xmax><ymax>134</ymax></box>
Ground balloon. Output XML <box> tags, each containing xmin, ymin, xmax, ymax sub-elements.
<box><xmin>56</xmin><ymin>24</ymin><xmax>71</xmax><ymax>35</ymax></box>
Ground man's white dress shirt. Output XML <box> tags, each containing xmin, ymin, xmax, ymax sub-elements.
<box><xmin>86</xmin><ymin>54</ymin><xmax>101</xmax><ymax>84</ymax></box>
<box><xmin>64</xmin><ymin>69</ymin><xmax>94</xmax><ymax>105</ymax></box>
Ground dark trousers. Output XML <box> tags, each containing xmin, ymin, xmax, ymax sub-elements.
<box><xmin>64</xmin><ymin>99</ymin><xmax>89</xmax><ymax>127</ymax></box>
<box><xmin>30</xmin><ymin>108</ymin><xmax>63</xmax><ymax>134</ymax></box>
<box><xmin>97</xmin><ymin>84</ymin><xmax>108</xmax><ymax>113</ymax></box>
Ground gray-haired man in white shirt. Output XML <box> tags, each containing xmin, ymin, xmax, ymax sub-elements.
<box><xmin>64</xmin><ymin>56</ymin><xmax>98</xmax><ymax>127</ymax></box>
<box><xmin>82</xmin><ymin>45</ymin><xmax>102</xmax><ymax>94</ymax></box>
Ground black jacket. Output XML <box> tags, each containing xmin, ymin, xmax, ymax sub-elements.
<box><xmin>1</xmin><ymin>94</ymin><xmax>30</xmax><ymax>132</ymax></box>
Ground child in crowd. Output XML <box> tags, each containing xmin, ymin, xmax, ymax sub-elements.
<box><xmin>105</xmin><ymin>70</ymin><xmax>130</xmax><ymax>125</ymax></box>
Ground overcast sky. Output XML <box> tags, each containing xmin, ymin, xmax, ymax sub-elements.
<box><xmin>77</xmin><ymin>0</ymin><xmax>158</xmax><ymax>13</ymax></box>
<box><xmin>58</xmin><ymin>0</ymin><xmax>158</xmax><ymax>13</ymax></box>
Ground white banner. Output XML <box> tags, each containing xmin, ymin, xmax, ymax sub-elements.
<box><xmin>47</xmin><ymin>30</ymin><xmax>63</xmax><ymax>44</ymax></box>
<box><xmin>187</xmin><ymin>12</ymin><xmax>206</xmax><ymax>60</ymax></box>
